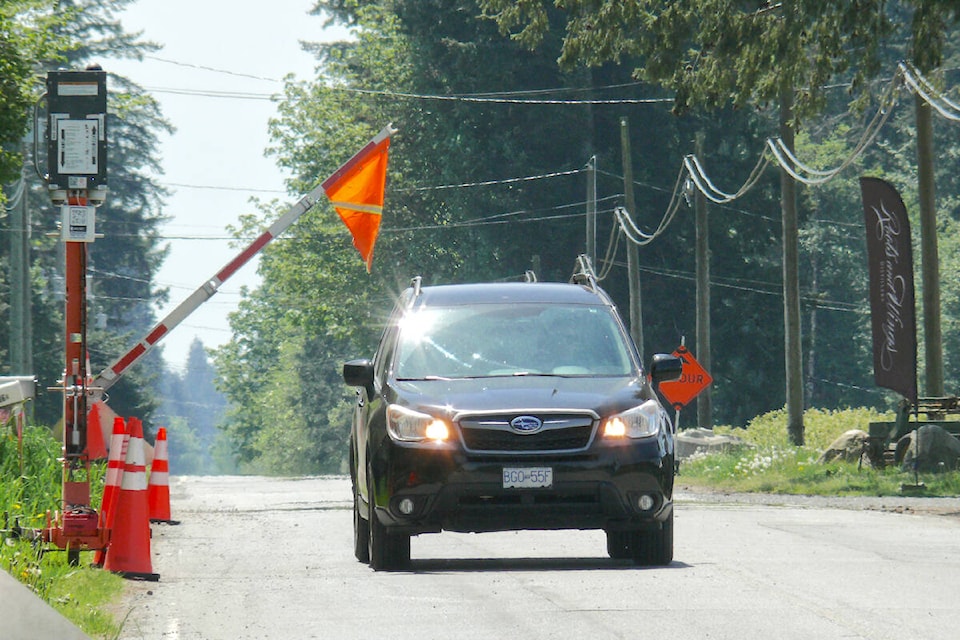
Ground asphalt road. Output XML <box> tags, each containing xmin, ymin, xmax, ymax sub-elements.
<box><xmin>117</xmin><ymin>476</ymin><xmax>960</xmax><ymax>640</ymax></box>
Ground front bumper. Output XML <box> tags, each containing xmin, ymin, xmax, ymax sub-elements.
<box><xmin>370</xmin><ymin>438</ymin><xmax>674</xmax><ymax>535</ymax></box>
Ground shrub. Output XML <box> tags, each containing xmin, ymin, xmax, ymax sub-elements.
<box><xmin>713</xmin><ymin>406</ymin><xmax>894</xmax><ymax>452</ymax></box>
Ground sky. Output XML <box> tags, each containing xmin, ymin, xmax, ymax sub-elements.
<box><xmin>105</xmin><ymin>0</ymin><xmax>348</xmax><ymax>372</ymax></box>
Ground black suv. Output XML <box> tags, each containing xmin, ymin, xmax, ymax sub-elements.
<box><xmin>343</xmin><ymin>266</ymin><xmax>682</xmax><ymax>570</ymax></box>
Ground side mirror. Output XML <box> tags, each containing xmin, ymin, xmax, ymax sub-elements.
<box><xmin>342</xmin><ymin>359</ymin><xmax>374</xmax><ymax>388</ymax></box>
<box><xmin>649</xmin><ymin>353</ymin><xmax>683</xmax><ymax>385</ymax></box>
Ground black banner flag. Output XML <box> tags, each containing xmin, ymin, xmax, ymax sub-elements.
<box><xmin>860</xmin><ymin>177</ymin><xmax>917</xmax><ymax>403</ymax></box>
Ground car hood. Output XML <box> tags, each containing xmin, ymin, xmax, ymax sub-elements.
<box><xmin>391</xmin><ymin>375</ymin><xmax>652</xmax><ymax>419</ymax></box>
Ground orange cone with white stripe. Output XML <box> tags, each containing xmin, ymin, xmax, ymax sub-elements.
<box><xmin>103</xmin><ymin>416</ymin><xmax>159</xmax><ymax>581</ymax></box>
<box><xmin>85</xmin><ymin>401</ymin><xmax>108</xmax><ymax>460</ymax></box>
<box><xmin>147</xmin><ymin>427</ymin><xmax>179</xmax><ymax>524</ymax></box>
<box><xmin>93</xmin><ymin>416</ymin><xmax>127</xmax><ymax>567</ymax></box>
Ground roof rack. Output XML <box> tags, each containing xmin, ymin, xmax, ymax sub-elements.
<box><xmin>411</xmin><ymin>275</ymin><xmax>422</xmax><ymax>298</ymax></box>
<box><xmin>570</xmin><ymin>254</ymin><xmax>598</xmax><ymax>291</ymax></box>
<box><xmin>524</xmin><ymin>270</ymin><xmax>538</xmax><ymax>283</ymax></box>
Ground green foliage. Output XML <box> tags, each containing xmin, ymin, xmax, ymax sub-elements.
<box><xmin>0</xmin><ymin>0</ymin><xmax>171</xmax><ymax>428</ymax></box>
<box><xmin>680</xmin><ymin>446</ymin><xmax>955</xmax><ymax>496</ymax></box>
<box><xmin>155</xmin><ymin>339</ymin><xmax>230</xmax><ymax>474</ymax></box>
<box><xmin>218</xmin><ymin>0</ymin><xmax>611</xmax><ymax>472</ymax></box>
<box><xmin>2</xmin><ymin>539</ymin><xmax>124</xmax><ymax>639</ymax></box>
<box><xmin>906</xmin><ymin>1</ymin><xmax>960</xmax><ymax>72</ymax></box>
<box><xmin>44</xmin><ymin>558</ymin><xmax>124</xmax><ymax>638</ymax></box>
<box><xmin>479</xmin><ymin>0</ymin><xmax>892</xmax><ymax>118</ymax></box>
<box><xmin>714</xmin><ymin>406</ymin><xmax>893</xmax><ymax>451</ymax></box>
<box><xmin>0</xmin><ymin>1</ymin><xmax>71</xmax><ymax>186</ymax></box>
<box><xmin>214</xmin><ymin>1</ymin><xmax>960</xmax><ymax>473</ymax></box>
<box><xmin>1</xmin><ymin>425</ymin><xmax>64</xmax><ymax>525</ymax></box>
<box><xmin>682</xmin><ymin>445</ymin><xmax>960</xmax><ymax>496</ymax></box>
<box><xmin>681</xmin><ymin>406</ymin><xmax>960</xmax><ymax>496</ymax></box>
<box><xmin>1</xmin><ymin>425</ymin><xmax>120</xmax><ymax>638</ymax></box>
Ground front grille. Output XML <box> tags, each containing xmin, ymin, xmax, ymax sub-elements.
<box><xmin>458</xmin><ymin>413</ymin><xmax>596</xmax><ymax>454</ymax></box>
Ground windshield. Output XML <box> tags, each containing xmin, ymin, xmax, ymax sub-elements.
<box><xmin>394</xmin><ymin>303</ymin><xmax>635</xmax><ymax>379</ymax></box>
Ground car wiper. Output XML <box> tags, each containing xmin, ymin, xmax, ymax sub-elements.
<box><xmin>504</xmin><ymin>371</ymin><xmax>574</xmax><ymax>378</ymax></box>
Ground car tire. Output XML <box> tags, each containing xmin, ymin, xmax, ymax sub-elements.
<box><xmin>367</xmin><ymin>466</ymin><xmax>411</xmax><ymax>571</ymax></box>
<box><xmin>605</xmin><ymin>529</ymin><xmax>631</xmax><ymax>560</ymax></box>
<box><xmin>353</xmin><ymin>477</ymin><xmax>370</xmax><ymax>563</ymax></box>
<box><xmin>630</xmin><ymin>510</ymin><xmax>674</xmax><ymax>566</ymax></box>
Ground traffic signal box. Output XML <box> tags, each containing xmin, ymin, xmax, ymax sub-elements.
<box><xmin>45</xmin><ymin>69</ymin><xmax>108</xmax><ymax>193</ymax></box>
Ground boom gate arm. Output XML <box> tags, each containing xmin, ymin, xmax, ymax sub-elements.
<box><xmin>91</xmin><ymin>123</ymin><xmax>396</xmax><ymax>393</ymax></box>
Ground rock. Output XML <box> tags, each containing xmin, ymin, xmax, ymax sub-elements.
<box><xmin>676</xmin><ymin>427</ymin><xmax>749</xmax><ymax>460</ymax></box>
<box><xmin>818</xmin><ymin>429</ymin><xmax>870</xmax><ymax>464</ymax></box>
<box><xmin>896</xmin><ymin>424</ymin><xmax>960</xmax><ymax>473</ymax></box>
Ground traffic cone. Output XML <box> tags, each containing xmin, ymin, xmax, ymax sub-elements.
<box><xmin>147</xmin><ymin>427</ymin><xmax>179</xmax><ymax>525</ymax></box>
<box><xmin>85</xmin><ymin>401</ymin><xmax>108</xmax><ymax>460</ymax></box>
<box><xmin>93</xmin><ymin>417</ymin><xmax>127</xmax><ymax>567</ymax></box>
<box><xmin>103</xmin><ymin>416</ymin><xmax>159</xmax><ymax>581</ymax></box>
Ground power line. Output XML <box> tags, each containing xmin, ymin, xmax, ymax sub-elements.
<box><xmin>144</xmin><ymin>82</ymin><xmax>675</xmax><ymax>105</ymax></box>
<box><xmin>570</xmin><ymin>258</ymin><xmax>865</xmax><ymax>313</ymax></box>
<box><xmin>141</xmin><ymin>86</ymin><xmax>279</xmax><ymax>101</ymax></box>
<box><xmin>396</xmin><ymin>167</ymin><xmax>584</xmax><ymax>192</ymax></box>
<box><xmin>901</xmin><ymin>61</ymin><xmax>960</xmax><ymax>122</ymax></box>
<box><xmin>144</xmin><ymin>55</ymin><xmax>284</xmax><ymax>83</ymax></box>
<box><xmin>140</xmin><ymin>53</ymin><xmax>670</xmax><ymax>104</ymax></box>
<box><xmin>164</xmin><ymin>181</ymin><xmax>287</xmax><ymax>194</ymax></box>
<box><xmin>332</xmin><ymin>84</ymin><xmax>673</xmax><ymax>105</ymax></box>
<box><xmin>684</xmin><ymin>152</ymin><xmax>771</xmax><ymax>204</ymax></box>
<box><xmin>766</xmin><ymin>69</ymin><xmax>903</xmax><ymax>185</ymax></box>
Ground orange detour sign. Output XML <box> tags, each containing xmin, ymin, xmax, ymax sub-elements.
<box><xmin>658</xmin><ymin>345</ymin><xmax>713</xmax><ymax>410</ymax></box>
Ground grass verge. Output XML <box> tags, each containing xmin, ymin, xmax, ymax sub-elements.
<box><xmin>2</xmin><ymin>425</ymin><xmax>123</xmax><ymax>639</ymax></box>
<box><xmin>678</xmin><ymin>407</ymin><xmax>960</xmax><ymax>497</ymax></box>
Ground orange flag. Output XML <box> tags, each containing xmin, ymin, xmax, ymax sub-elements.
<box><xmin>322</xmin><ymin>129</ymin><xmax>393</xmax><ymax>271</ymax></box>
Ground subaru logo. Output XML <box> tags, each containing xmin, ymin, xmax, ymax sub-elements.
<box><xmin>510</xmin><ymin>415</ymin><xmax>543</xmax><ymax>434</ymax></box>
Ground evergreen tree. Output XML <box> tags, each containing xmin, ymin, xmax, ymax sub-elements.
<box><xmin>0</xmin><ymin>1</ymin><xmax>171</xmax><ymax>427</ymax></box>
<box><xmin>155</xmin><ymin>338</ymin><xmax>228</xmax><ymax>474</ymax></box>
<box><xmin>211</xmin><ymin>1</ymin><xmax>960</xmax><ymax>473</ymax></box>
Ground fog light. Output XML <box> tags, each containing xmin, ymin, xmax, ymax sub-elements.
<box><xmin>638</xmin><ymin>494</ymin><xmax>655</xmax><ymax>511</ymax></box>
<box><xmin>398</xmin><ymin>498</ymin><xmax>416</xmax><ymax>515</ymax></box>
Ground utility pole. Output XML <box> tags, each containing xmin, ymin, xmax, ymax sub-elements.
<box><xmin>780</xmin><ymin>81</ymin><xmax>804</xmax><ymax>446</ymax></box>
<box><xmin>694</xmin><ymin>133</ymin><xmax>712</xmax><ymax>429</ymax></box>
<box><xmin>915</xmin><ymin>94</ymin><xmax>943</xmax><ymax>397</ymax></box>
<box><xmin>585</xmin><ymin>156</ymin><xmax>597</xmax><ymax>265</ymax></box>
<box><xmin>620</xmin><ymin>117</ymin><xmax>643</xmax><ymax>359</ymax></box>
<box><xmin>9</xmin><ymin>168</ymin><xmax>29</xmax><ymax>374</ymax></box>
<box><xmin>9</xmin><ymin>131</ymin><xmax>33</xmax><ymax>375</ymax></box>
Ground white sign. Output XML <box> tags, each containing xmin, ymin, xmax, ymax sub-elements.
<box><xmin>61</xmin><ymin>205</ymin><xmax>96</xmax><ymax>242</ymax></box>
<box><xmin>56</xmin><ymin>119</ymin><xmax>99</xmax><ymax>175</ymax></box>
<box><xmin>57</xmin><ymin>82</ymin><xmax>100</xmax><ymax>97</ymax></box>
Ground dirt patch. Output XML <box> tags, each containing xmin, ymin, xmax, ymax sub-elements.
<box><xmin>675</xmin><ymin>484</ymin><xmax>960</xmax><ymax>521</ymax></box>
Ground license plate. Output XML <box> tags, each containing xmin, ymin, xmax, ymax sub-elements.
<box><xmin>502</xmin><ymin>467</ymin><xmax>553</xmax><ymax>489</ymax></box>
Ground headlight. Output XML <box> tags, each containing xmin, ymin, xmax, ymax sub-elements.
<box><xmin>386</xmin><ymin>404</ymin><xmax>451</xmax><ymax>442</ymax></box>
<box><xmin>602</xmin><ymin>400</ymin><xmax>663</xmax><ymax>439</ymax></box>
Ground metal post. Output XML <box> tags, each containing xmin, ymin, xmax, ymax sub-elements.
<box><xmin>586</xmin><ymin>156</ymin><xmax>597</xmax><ymax>265</ymax></box>
<box><xmin>41</xmin><ymin>68</ymin><xmax>110</xmax><ymax>563</ymax></box>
